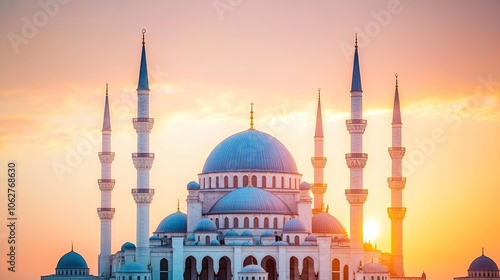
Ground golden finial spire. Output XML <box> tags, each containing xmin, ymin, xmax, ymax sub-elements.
<box><xmin>355</xmin><ymin>33</ymin><xmax>358</xmax><ymax>48</ymax></box>
<box><xmin>142</xmin><ymin>28</ymin><xmax>146</xmax><ymax>45</ymax></box>
<box><xmin>318</xmin><ymin>88</ymin><xmax>321</xmax><ymax>101</ymax></box>
<box><xmin>106</xmin><ymin>83</ymin><xmax>109</xmax><ymax>96</ymax></box>
<box><xmin>177</xmin><ymin>199</ymin><xmax>180</xmax><ymax>212</ymax></box>
<box><xmin>250</xmin><ymin>102</ymin><xmax>254</xmax><ymax>130</ymax></box>
<box><xmin>482</xmin><ymin>247</ymin><xmax>485</xmax><ymax>255</ymax></box>
<box><xmin>71</xmin><ymin>241</ymin><xmax>74</xmax><ymax>251</ymax></box>
<box><xmin>395</xmin><ymin>73</ymin><xmax>398</xmax><ymax>88</ymax></box>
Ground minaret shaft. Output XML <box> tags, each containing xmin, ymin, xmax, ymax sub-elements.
<box><xmin>311</xmin><ymin>91</ymin><xmax>327</xmax><ymax>214</ymax></box>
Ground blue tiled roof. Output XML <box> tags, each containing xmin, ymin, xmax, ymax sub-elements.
<box><xmin>56</xmin><ymin>250</ymin><xmax>88</xmax><ymax>269</ymax></box>
<box><xmin>208</xmin><ymin>186</ymin><xmax>293</xmax><ymax>215</ymax></box>
<box><xmin>202</xmin><ymin>129</ymin><xmax>298</xmax><ymax>173</ymax></box>
<box><xmin>351</xmin><ymin>47</ymin><xmax>362</xmax><ymax>92</ymax></box>
<box><xmin>155</xmin><ymin>211</ymin><xmax>187</xmax><ymax>233</ymax></box>
<box><xmin>469</xmin><ymin>255</ymin><xmax>499</xmax><ymax>271</ymax></box>
<box><xmin>137</xmin><ymin>45</ymin><xmax>149</xmax><ymax>90</ymax></box>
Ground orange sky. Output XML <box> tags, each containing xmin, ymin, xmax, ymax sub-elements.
<box><xmin>0</xmin><ymin>1</ymin><xmax>499</xmax><ymax>279</ymax></box>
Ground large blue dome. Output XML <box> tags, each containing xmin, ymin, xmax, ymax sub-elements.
<box><xmin>469</xmin><ymin>254</ymin><xmax>499</xmax><ymax>272</ymax></box>
<box><xmin>202</xmin><ymin>129</ymin><xmax>298</xmax><ymax>173</ymax></box>
<box><xmin>56</xmin><ymin>250</ymin><xmax>88</xmax><ymax>269</ymax></box>
<box><xmin>155</xmin><ymin>211</ymin><xmax>187</xmax><ymax>233</ymax></box>
<box><xmin>208</xmin><ymin>186</ymin><xmax>293</xmax><ymax>215</ymax></box>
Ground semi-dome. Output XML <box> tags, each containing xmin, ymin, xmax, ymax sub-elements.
<box><xmin>241</xmin><ymin>264</ymin><xmax>266</xmax><ymax>273</ymax></box>
<box><xmin>312</xmin><ymin>212</ymin><xmax>346</xmax><ymax>235</ymax></box>
<box><xmin>283</xmin><ymin>218</ymin><xmax>308</xmax><ymax>233</ymax></box>
<box><xmin>187</xmin><ymin>181</ymin><xmax>200</xmax><ymax>190</ymax></box>
<box><xmin>469</xmin><ymin>254</ymin><xmax>499</xmax><ymax>272</ymax></box>
<box><xmin>208</xmin><ymin>186</ymin><xmax>293</xmax><ymax>215</ymax></box>
<box><xmin>56</xmin><ymin>250</ymin><xmax>88</xmax><ymax>269</ymax></box>
<box><xmin>363</xmin><ymin>263</ymin><xmax>388</xmax><ymax>274</ymax></box>
<box><xmin>121</xmin><ymin>242</ymin><xmax>136</xmax><ymax>251</ymax></box>
<box><xmin>202</xmin><ymin>129</ymin><xmax>298</xmax><ymax>173</ymax></box>
<box><xmin>119</xmin><ymin>261</ymin><xmax>148</xmax><ymax>273</ymax></box>
<box><xmin>155</xmin><ymin>211</ymin><xmax>187</xmax><ymax>233</ymax></box>
<box><xmin>194</xmin><ymin>218</ymin><xmax>217</xmax><ymax>232</ymax></box>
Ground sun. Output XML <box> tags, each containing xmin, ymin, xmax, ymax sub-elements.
<box><xmin>364</xmin><ymin>219</ymin><xmax>380</xmax><ymax>242</ymax></box>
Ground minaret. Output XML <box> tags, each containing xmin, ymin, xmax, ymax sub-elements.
<box><xmin>132</xmin><ymin>29</ymin><xmax>155</xmax><ymax>266</ymax></box>
<box><xmin>97</xmin><ymin>83</ymin><xmax>115</xmax><ymax>277</ymax></box>
<box><xmin>311</xmin><ymin>88</ymin><xmax>327</xmax><ymax>214</ymax></box>
<box><xmin>388</xmin><ymin>74</ymin><xmax>406</xmax><ymax>277</ymax></box>
<box><xmin>345</xmin><ymin>35</ymin><xmax>368</xmax><ymax>255</ymax></box>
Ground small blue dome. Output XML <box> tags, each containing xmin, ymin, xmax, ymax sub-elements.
<box><xmin>210</xmin><ymin>240</ymin><xmax>220</xmax><ymax>246</ymax></box>
<box><xmin>119</xmin><ymin>261</ymin><xmax>148</xmax><ymax>273</ymax></box>
<box><xmin>305</xmin><ymin>234</ymin><xmax>317</xmax><ymax>242</ymax></box>
<box><xmin>271</xmin><ymin>241</ymin><xmax>289</xmax><ymax>246</ymax></box>
<box><xmin>261</xmin><ymin>230</ymin><xmax>275</xmax><ymax>237</ymax></box>
<box><xmin>194</xmin><ymin>218</ymin><xmax>218</xmax><ymax>232</ymax></box>
<box><xmin>187</xmin><ymin>181</ymin><xmax>200</xmax><ymax>190</ymax></box>
<box><xmin>202</xmin><ymin>129</ymin><xmax>298</xmax><ymax>173</ymax></box>
<box><xmin>241</xmin><ymin>230</ymin><xmax>253</xmax><ymax>237</ymax></box>
<box><xmin>299</xmin><ymin>181</ymin><xmax>311</xmax><ymax>190</ymax></box>
<box><xmin>283</xmin><ymin>218</ymin><xmax>308</xmax><ymax>233</ymax></box>
<box><xmin>312</xmin><ymin>212</ymin><xmax>345</xmax><ymax>235</ymax></box>
<box><xmin>56</xmin><ymin>250</ymin><xmax>88</xmax><ymax>269</ymax></box>
<box><xmin>149</xmin><ymin>235</ymin><xmax>161</xmax><ymax>241</ymax></box>
<box><xmin>225</xmin><ymin>230</ymin><xmax>239</xmax><ymax>237</ymax></box>
<box><xmin>155</xmin><ymin>211</ymin><xmax>187</xmax><ymax>233</ymax></box>
<box><xmin>121</xmin><ymin>242</ymin><xmax>136</xmax><ymax>251</ymax></box>
<box><xmin>208</xmin><ymin>186</ymin><xmax>293</xmax><ymax>215</ymax></box>
<box><xmin>187</xmin><ymin>234</ymin><xmax>195</xmax><ymax>241</ymax></box>
<box><xmin>469</xmin><ymin>254</ymin><xmax>499</xmax><ymax>272</ymax></box>
<box><xmin>241</xmin><ymin>264</ymin><xmax>266</xmax><ymax>273</ymax></box>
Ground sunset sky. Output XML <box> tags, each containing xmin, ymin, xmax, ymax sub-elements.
<box><xmin>1</xmin><ymin>1</ymin><xmax>499</xmax><ymax>279</ymax></box>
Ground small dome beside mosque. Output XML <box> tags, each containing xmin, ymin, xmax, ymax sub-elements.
<box><xmin>299</xmin><ymin>181</ymin><xmax>311</xmax><ymax>190</ymax></box>
<box><xmin>155</xmin><ymin>211</ymin><xmax>187</xmax><ymax>233</ymax></box>
<box><xmin>241</xmin><ymin>264</ymin><xmax>266</xmax><ymax>273</ymax></box>
<box><xmin>225</xmin><ymin>230</ymin><xmax>239</xmax><ymax>237</ymax></box>
<box><xmin>193</xmin><ymin>218</ymin><xmax>218</xmax><ymax>232</ymax></box>
<box><xmin>187</xmin><ymin>181</ymin><xmax>200</xmax><ymax>190</ymax></box>
<box><xmin>283</xmin><ymin>218</ymin><xmax>308</xmax><ymax>233</ymax></box>
<box><xmin>305</xmin><ymin>234</ymin><xmax>317</xmax><ymax>242</ymax></box>
<box><xmin>261</xmin><ymin>230</ymin><xmax>275</xmax><ymax>237</ymax></box>
<box><xmin>121</xmin><ymin>242</ymin><xmax>136</xmax><ymax>251</ymax></box>
<box><xmin>56</xmin><ymin>250</ymin><xmax>89</xmax><ymax>269</ymax></box>
<box><xmin>312</xmin><ymin>212</ymin><xmax>346</xmax><ymax>234</ymax></box>
<box><xmin>202</xmin><ymin>129</ymin><xmax>298</xmax><ymax>174</ymax></box>
<box><xmin>119</xmin><ymin>261</ymin><xmax>149</xmax><ymax>273</ymax></box>
<box><xmin>241</xmin><ymin>230</ymin><xmax>253</xmax><ymax>237</ymax></box>
<box><xmin>363</xmin><ymin>262</ymin><xmax>388</xmax><ymax>274</ymax></box>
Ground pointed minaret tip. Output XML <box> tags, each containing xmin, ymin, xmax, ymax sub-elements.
<box><xmin>351</xmin><ymin>34</ymin><xmax>362</xmax><ymax>92</ymax></box>
<box><xmin>102</xmin><ymin>83</ymin><xmax>111</xmax><ymax>131</ymax></box>
<box><xmin>315</xmin><ymin>88</ymin><xmax>324</xmax><ymax>137</ymax></box>
<box><xmin>392</xmin><ymin>73</ymin><xmax>402</xmax><ymax>124</ymax></box>
<box><xmin>137</xmin><ymin>28</ymin><xmax>149</xmax><ymax>90</ymax></box>
<box><xmin>249</xmin><ymin>102</ymin><xmax>255</xmax><ymax>130</ymax></box>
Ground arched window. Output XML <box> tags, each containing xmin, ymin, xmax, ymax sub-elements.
<box><xmin>343</xmin><ymin>265</ymin><xmax>349</xmax><ymax>280</ymax></box>
<box><xmin>243</xmin><ymin>175</ymin><xmax>249</xmax><ymax>186</ymax></box>
<box><xmin>234</xmin><ymin>217</ymin><xmax>239</xmax><ymax>228</ymax></box>
<box><xmin>215</xmin><ymin>218</ymin><xmax>219</xmax><ymax>228</ymax></box>
<box><xmin>205</xmin><ymin>235</ymin><xmax>210</xmax><ymax>244</ymax></box>
<box><xmin>224</xmin><ymin>176</ymin><xmax>229</xmax><ymax>188</ymax></box>
<box><xmin>294</xmin><ymin>235</ymin><xmax>299</xmax><ymax>245</ymax></box>
<box><xmin>262</xmin><ymin>176</ymin><xmax>267</xmax><ymax>188</ymax></box>
<box><xmin>244</xmin><ymin>217</ymin><xmax>250</xmax><ymax>228</ymax></box>
<box><xmin>209</xmin><ymin>177</ymin><xmax>212</xmax><ymax>188</ymax></box>
<box><xmin>332</xmin><ymin>259</ymin><xmax>340</xmax><ymax>280</ymax></box>
<box><xmin>264</xmin><ymin>217</ymin><xmax>269</xmax><ymax>228</ymax></box>
<box><xmin>286</xmin><ymin>235</ymin><xmax>290</xmax><ymax>243</ymax></box>
<box><xmin>233</xmin><ymin>176</ymin><xmax>238</xmax><ymax>188</ymax></box>
<box><xmin>203</xmin><ymin>178</ymin><xmax>206</xmax><ymax>188</ymax></box>
<box><xmin>216</xmin><ymin>177</ymin><xmax>219</xmax><ymax>188</ymax></box>
<box><xmin>272</xmin><ymin>176</ymin><xmax>276</xmax><ymax>188</ymax></box>
<box><xmin>281</xmin><ymin>177</ymin><xmax>284</xmax><ymax>188</ymax></box>
<box><xmin>224</xmin><ymin>217</ymin><xmax>229</xmax><ymax>228</ymax></box>
<box><xmin>273</xmin><ymin>218</ymin><xmax>278</xmax><ymax>229</ymax></box>
<box><xmin>160</xmin><ymin>260</ymin><xmax>169</xmax><ymax>280</ymax></box>
<box><xmin>252</xmin><ymin>175</ymin><xmax>257</xmax><ymax>187</ymax></box>
<box><xmin>254</xmin><ymin>217</ymin><xmax>259</xmax><ymax>228</ymax></box>
<box><xmin>137</xmin><ymin>276</ymin><xmax>140</xmax><ymax>280</ymax></box>
<box><xmin>289</xmin><ymin>177</ymin><xmax>291</xmax><ymax>188</ymax></box>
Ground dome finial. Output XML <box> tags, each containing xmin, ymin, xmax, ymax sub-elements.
<box><xmin>177</xmin><ymin>199</ymin><xmax>180</xmax><ymax>212</ymax></box>
<box><xmin>105</xmin><ymin>83</ymin><xmax>109</xmax><ymax>96</ymax></box>
<box><xmin>142</xmin><ymin>28</ymin><xmax>146</xmax><ymax>45</ymax></box>
<box><xmin>318</xmin><ymin>88</ymin><xmax>321</xmax><ymax>100</ymax></box>
<box><xmin>71</xmin><ymin>241</ymin><xmax>74</xmax><ymax>251</ymax></box>
<box><xmin>355</xmin><ymin>33</ymin><xmax>358</xmax><ymax>49</ymax></box>
<box><xmin>482</xmin><ymin>247</ymin><xmax>484</xmax><ymax>256</ymax></box>
<box><xmin>250</xmin><ymin>102</ymin><xmax>254</xmax><ymax>130</ymax></box>
<box><xmin>395</xmin><ymin>73</ymin><xmax>398</xmax><ymax>88</ymax></box>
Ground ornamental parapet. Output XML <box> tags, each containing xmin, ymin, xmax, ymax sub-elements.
<box><xmin>311</xmin><ymin>157</ymin><xmax>327</xmax><ymax>168</ymax></box>
<box><xmin>345</xmin><ymin>153</ymin><xmax>368</xmax><ymax>168</ymax></box>
<box><xmin>132</xmin><ymin>153</ymin><xmax>155</xmax><ymax>169</ymax></box>
<box><xmin>98</xmin><ymin>152</ymin><xmax>115</xmax><ymax>163</ymax></box>
<box><xmin>389</xmin><ymin>147</ymin><xmax>406</xmax><ymax>159</ymax></box>
<box><xmin>346</xmin><ymin>119</ymin><xmax>367</xmax><ymax>134</ymax></box>
<box><xmin>132</xmin><ymin>188</ymin><xmax>155</xmax><ymax>204</ymax></box>
<box><xmin>387</xmin><ymin>177</ymin><xmax>406</xmax><ymax>190</ymax></box>
<box><xmin>311</xmin><ymin>183</ymin><xmax>327</xmax><ymax>194</ymax></box>
<box><xmin>97</xmin><ymin>207</ymin><xmax>115</xmax><ymax>220</ymax></box>
<box><xmin>98</xmin><ymin>179</ymin><xmax>116</xmax><ymax>191</ymax></box>
<box><xmin>133</xmin><ymin>118</ymin><xmax>154</xmax><ymax>133</ymax></box>
<box><xmin>345</xmin><ymin>189</ymin><xmax>368</xmax><ymax>204</ymax></box>
<box><xmin>387</xmin><ymin>207</ymin><xmax>407</xmax><ymax>220</ymax></box>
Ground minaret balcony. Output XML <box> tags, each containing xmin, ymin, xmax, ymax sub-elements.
<box><xmin>98</xmin><ymin>179</ymin><xmax>116</xmax><ymax>191</ymax></box>
<box><xmin>345</xmin><ymin>153</ymin><xmax>368</xmax><ymax>168</ymax></box>
<box><xmin>387</xmin><ymin>207</ymin><xmax>407</xmax><ymax>220</ymax></box>
<box><xmin>132</xmin><ymin>153</ymin><xmax>155</xmax><ymax>169</ymax></box>
<box><xmin>98</xmin><ymin>152</ymin><xmax>115</xmax><ymax>163</ymax></box>
<box><xmin>389</xmin><ymin>147</ymin><xmax>406</xmax><ymax>159</ymax></box>
<box><xmin>97</xmin><ymin>207</ymin><xmax>115</xmax><ymax>220</ymax></box>
<box><xmin>346</xmin><ymin>119</ymin><xmax>367</xmax><ymax>134</ymax></box>
<box><xmin>311</xmin><ymin>157</ymin><xmax>327</xmax><ymax>168</ymax></box>
<box><xmin>132</xmin><ymin>188</ymin><xmax>155</xmax><ymax>204</ymax></box>
<box><xmin>311</xmin><ymin>183</ymin><xmax>327</xmax><ymax>194</ymax></box>
<box><xmin>387</xmin><ymin>177</ymin><xmax>406</xmax><ymax>190</ymax></box>
<box><xmin>133</xmin><ymin>118</ymin><xmax>154</xmax><ymax>133</ymax></box>
<box><xmin>345</xmin><ymin>189</ymin><xmax>368</xmax><ymax>204</ymax></box>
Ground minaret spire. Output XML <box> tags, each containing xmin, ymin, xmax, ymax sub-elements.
<box><xmin>311</xmin><ymin>88</ymin><xmax>327</xmax><ymax>214</ymax></box>
<box><xmin>97</xmin><ymin>83</ymin><xmax>116</xmax><ymax>277</ymax></box>
<box><xmin>388</xmin><ymin>74</ymin><xmax>406</xmax><ymax>277</ymax></box>
<box><xmin>345</xmin><ymin>35</ymin><xmax>368</xmax><ymax>274</ymax></box>
<box><xmin>250</xmin><ymin>102</ymin><xmax>254</xmax><ymax>130</ymax></box>
<box><xmin>132</xmin><ymin>29</ymin><xmax>155</xmax><ymax>267</ymax></box>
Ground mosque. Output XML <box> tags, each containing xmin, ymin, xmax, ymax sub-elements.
<box><xmin>41</xmin><ymin>30</ymin><xmax>430</xmax><ymax>280</ymax></box>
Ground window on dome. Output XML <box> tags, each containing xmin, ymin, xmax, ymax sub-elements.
<box><xmin>205</xmin><ymin>235</ymin><xmax>210</xmax><ymax>244</ymax></box>
<box><xmin>209</xmin><ymin>177</ymin><xmax>212</xmax><ymax>188</ymax></box>
<box><xmin>203</xmin><ymin>178</ymin><xmax>206</xmax><ymax>189</ymax></box>
<box><xmin>262</xmin><ymin>177</ymin><xmax>267</xmax><ymax>188</ymax></box>
<box><xmin>272</xmin><ymin>176</ymin><xmax>276</xmax><ymax>188</ymax></box>
<box><xmin>254</xmin><ymin>217</ymin><xmax>259</xmax><ymax>228</ymax></box>
<box><xmin>252</xmin><ymin>176</ymin><xmax>257</xmax><ymax>187</ymax></box>
<box><xmin>216</xmin><ymin>177</ymin><xmax>219</xmax><ymax>188</ymax></box>
<box><xmin>224</xmin><ymin>217</ymin><xmax>229</xmax><ymax>228</ymax></box>
<box><xmin>294</xmin><ymin>235</ymin><xmax>299</xmax><ymax>245</ymax></box>
<box><xmin>234</xmin><ymin>217</ymin><xmax>239</xmax><ymax>228</ymax></box>
<box><xmin>233</xmin><ymin>176</ymin><xmax>238</xmax><ymax>188</ymax></box>
<box><xmin>224</xmin><ymin>176</ymin><xmax>229</xmax><ymax>188</ymax></box>
<box><xmin>289</xmin><ymin>177</ymin><xmax>291</xmax><ymax>188</ymax></box>
<box><xmin>264</xmin><ymin>217</ymin><xmax>269</xmax><ymax>228</ymax></box>
<box><xmin>273</xmin><ymin>218</ymin><xmax>278</xmax><ymax>229</ymax></box>
<box><xmin>281</xmin><ymin>177</ymin><xmax>284</xmax><ymax>188</ymax></box>
<box><xmin>243</xmin><ymin>176</ymin><xmax>249</xmax><ymax>186</ymax></box>
<box><xmin>244</xmin><ymin>217</ymin><xmax>249</xmax><ymax>228</ymax></box>
<box><xmin>215</xmin><ymin>218</ymin><xmax>219</xmax><ymax>228</ymax></box>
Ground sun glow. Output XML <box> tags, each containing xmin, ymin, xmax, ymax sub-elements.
<box><xmin>364</xmin><ymin>219</ymin><xmax>380</xmax><ymax>243</ymax></box>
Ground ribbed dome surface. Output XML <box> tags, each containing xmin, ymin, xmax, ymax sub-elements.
<box><xmin>202</xmin><ymin>129</ymin><xmax>298</xmax><ymax>173</ymax></box>
<box><xmin>283</xmin><ymin>218</ymin><xmax>308</xmax><ymax>232</ymax></box>
<box><xmin>241</xmin><ymin>264</ymin><xmax>266</xmax><ymax>273</ymax></box>
<box><xmin>469</xmin><ymin>255</ymin><xmax>499</xmax><ymax>271</ymax></box>
<box><xmin>312</xmin><ymin>212</ymin><xmax>345</xmax><ymax>234</ymax></box>
<box><xmin>208</xmin><ymin>186</ymin><xmax>293</xmax><ymax>215</ymax></box>
<box><xmin>155</xmin><ymin>211</ymin><xmax>187</xmax><ymax>233</ymax></box>
<box><xmin>194</xmin><ymin>218</ymin><xmax>217</xmax><ymax>232</ymax></box>
<box><xmin>56</xmin><ymin>250</ymin><xmax>88</xmax><ymax>269</ymax></box>
<box><xmin>119</xmin><ymin>261</ymin><xmax>148</xmax><ymax>273</ymax></box>
<box><xmin>121</xmin><ymin>242</ymin><xmax>136</xmax><ymax>251</ymax></box>
<box><xmin>363</xmin><ymin>263</ymin><xmax>388</xmax><ymax>273</ymax></box>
